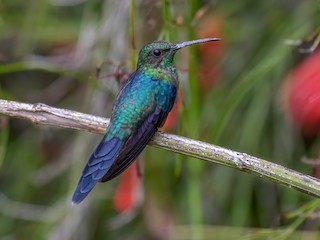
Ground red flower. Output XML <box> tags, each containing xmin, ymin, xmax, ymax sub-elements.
<box><xmin>196</xmin><ymin>12</ymin><xmax>225</xmax><ymax>92</ymax></box>
<box><xmin>113</xmin><ymin>161</ymin><xmax>142</xmax><ymax>213</ymax></box>
<box><xmin>284</xmin><ymin>50</ymin><xmax>320</xmax><ymax>136</ymax></box>
<box><xmin>161</xmin><ymin>90</ymin><xmax>182</xmax><ymax>132</ymax></box>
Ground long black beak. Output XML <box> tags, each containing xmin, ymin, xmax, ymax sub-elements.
<box><xmin>171</xmin><ymin>38</ymin><xmax>221</xmax><ymax>50</ymax></box>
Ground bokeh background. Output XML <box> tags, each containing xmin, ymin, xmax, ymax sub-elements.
<box><xmin>1</xmin><ymin>0</ymin><xmax>320</xmax><ymax>239</ymax></box>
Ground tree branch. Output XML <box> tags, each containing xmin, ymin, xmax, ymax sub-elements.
<box><xmin>1</xmin><ymin>99</ymin><xmax>320</xmax><ymax>198</ymax></box>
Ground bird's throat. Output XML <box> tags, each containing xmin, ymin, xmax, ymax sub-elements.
<box><xmin>141</xmin><ymin>66</ymin><xmax>178</xmax><ymax>86</ymax></box>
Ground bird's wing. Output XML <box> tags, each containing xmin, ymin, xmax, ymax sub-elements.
<box><xmin>72</xmin><ymin>72</ymin><xmax>138</xmax><ymax>204</ymax></box>
<box><xmin>100</xmin><ymin>84</ymin><xmax>177</xmax><ymax>182</ymax></box>
<box><xmin>99</xmin><ymin>107</ymin><xmax>165</xmax><ymax>182</ymax></box>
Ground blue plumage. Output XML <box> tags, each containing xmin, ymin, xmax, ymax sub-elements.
<box><xmin>72</xmin><ymin>138</ymin><xmax>125</xmax><ymax>203</ymax></box>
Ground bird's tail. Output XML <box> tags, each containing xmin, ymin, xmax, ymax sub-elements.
<box><xmin>72</xmin><ymin>137</ymin><xmax>124</xmax><ymax>204</ymax></box>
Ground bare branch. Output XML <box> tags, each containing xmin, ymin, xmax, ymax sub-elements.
<box><xmin>1</xmin><ymin>99</ymin><xmax>320</xmax><ymax>198</ymax></box>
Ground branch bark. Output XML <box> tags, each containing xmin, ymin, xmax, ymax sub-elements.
<box><xmin>1</xmin><ymin>99</ymin><xmax>320</xmax><ymax>198</ymax></box>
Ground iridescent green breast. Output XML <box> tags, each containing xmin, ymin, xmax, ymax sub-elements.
<box><xmin>106</xmin><ymin>70</ymin><xmax>177</xmax><ymax>140</ymax></box>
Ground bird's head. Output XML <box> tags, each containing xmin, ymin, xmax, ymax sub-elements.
<box><xmin>137</xmin><ymin>38</ymin><xmax>220</xmax><ymax>71</ymax></box>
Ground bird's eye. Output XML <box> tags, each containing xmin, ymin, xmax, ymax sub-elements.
<box><xmin>153</xmin><ymin>49</ymin><xmax>161</xmax><ymax>57</ymax></box>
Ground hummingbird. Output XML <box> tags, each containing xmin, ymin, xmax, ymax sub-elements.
<box><xmin>72</xmin><ymin>38</ymin><xmax>220</xmax><ymax>204</ymax></box>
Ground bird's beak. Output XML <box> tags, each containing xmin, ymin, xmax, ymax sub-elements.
<box><xmin>171</xmin><ymin>38</ymin><xmax>221</xmax><ymax>51</ymax></box>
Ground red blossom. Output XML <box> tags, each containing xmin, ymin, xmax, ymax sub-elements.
<box><xmin>113</xmin><ymin>161</ymin><xmax>141</xmax><ymax>213</ymax></box>
<box><xmin>196</xmin><ymin>12</ymin><xmax>225</xmax><ymax>92</ymax></box>
<box><xmin>284</xmin><ymin>50</ymin><xmax>320</xmax><ymax>137</ymax></box>
<box><xmin>161</xmin><ymin>90</ymin><xmax>182</xmax><ymax>131</ymax></box>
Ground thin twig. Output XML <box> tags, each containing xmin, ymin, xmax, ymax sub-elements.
<box><xmin>1</xmin><ymin>99</ymin><xmax>320</xmax><ymax>198</ymax></box>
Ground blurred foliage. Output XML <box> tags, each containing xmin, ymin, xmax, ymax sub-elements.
<box><xmin>0</xmin><ymin>0</ymin><xmax>320</xmax><ymax>239</ymax></box>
